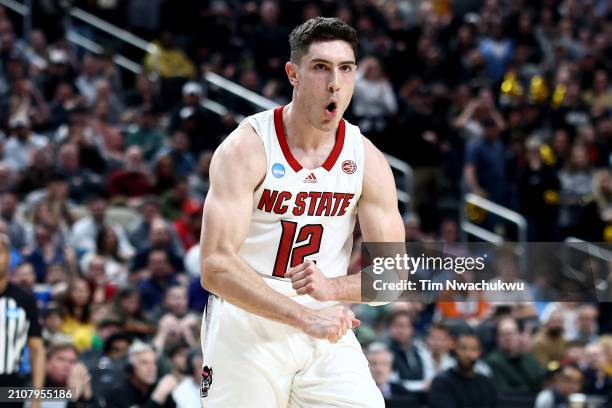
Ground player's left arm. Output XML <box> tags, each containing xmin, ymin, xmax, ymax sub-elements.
<box><xmin>287</xmin><ymin>137</ymin><xmax>405</xmax><ymax>303</ymax></box>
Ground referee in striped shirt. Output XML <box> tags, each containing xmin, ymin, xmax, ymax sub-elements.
<box><xmin>0</xmin><ymin>233</ymin><xmax>45</xmax><ymax>407</ymax></box>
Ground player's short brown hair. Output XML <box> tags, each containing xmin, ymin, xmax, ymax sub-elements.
<box><xmin>289</xmin><ymin>17</ymin><xmax>357</xmax><ymax>63</ymax></box>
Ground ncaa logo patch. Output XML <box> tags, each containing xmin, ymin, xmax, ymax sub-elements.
<box><xmin>272</xmin><ymin>163</ymin><xmax>285</xmax><ymax>178</ymax></box>
<box><xmin>201</xmin><ymin>366</ymin><xmax>213</xmax><ymax>398</ymax></box>
<box><xmin>342</xmin><ymin>160</ymin><xmax>357</xmax><ymax>174</ymax></box>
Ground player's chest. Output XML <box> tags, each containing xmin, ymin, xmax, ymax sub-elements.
<box><xmin>254</xmin><ymin>166</ymin><xmax>361</xmax><ymax>220</ymax></box>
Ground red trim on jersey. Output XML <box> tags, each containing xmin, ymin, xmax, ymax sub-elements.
<box><xmin>273</xmin><ymin>106</ymin><xmax>346</xmax><ymax>173</ymax></box>
<box><xmin>322</xmin><ymin>119</ymin><xmax>345</xmax><ymax>171</ymax></box>
<box><xmin>274</xmin><ymin>106</ymin><xmax>302</xmax><ymax>172</ymax></box>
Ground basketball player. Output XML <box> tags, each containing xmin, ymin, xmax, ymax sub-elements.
<box><xmin>199</xmin><ymin>17</ymin><xmax>404</xmax><ymax>407</ymax></box>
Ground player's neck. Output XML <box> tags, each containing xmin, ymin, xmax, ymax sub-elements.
<box><xmin>283</xmin><ymin>103</ymin><xmax>335</xmax><ymax>150</ymax></box>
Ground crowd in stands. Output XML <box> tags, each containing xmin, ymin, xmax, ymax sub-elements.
<box><xmin>0</xmin><ymin>0</ymin><xmax>610</xmax><ymax>406</ymax></box>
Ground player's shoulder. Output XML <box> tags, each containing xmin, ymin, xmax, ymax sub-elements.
<box><xmin>210</xmin><ymin>120</ymin><xmax>266</xmax><ymax>184</ymax></box>
<box><xmin>213</xmin><ymin>120</ymin><xmax>266</xmax><ymax>169</ymax></box>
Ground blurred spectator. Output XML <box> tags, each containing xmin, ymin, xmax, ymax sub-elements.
<box><xmin>143</xmin><ymin>30</ymin><xmax>196</xmax><ymax>80</ymax></box>
<box><xmin>429</xmin><ymin>331</ymin><xmax>498</xmax><ymax>408</ymax></box>
<box><xmin>542</xmin><ymin>302</ymin><xmax>581</xmax><ymax>341</ymax></box>
<box><xmin>152</xmin><ymin>285</ymin><xmax>198</xmax><ymax>351</ymax></box>
<box><xmin>152</xmin><ymin>154</ymin><xmax>177</xmax><ymax>195</ymax></box>
<box><xmin>127</xmin><ymin>196</ymin><xmax>183</xmax><ymax>254</ymax></box>
<box><xmin>0</xmin><ymin>163</ymin><xmax>16</xmax><ymax>194</ymax></box>
<box><xmin>518</xmin><ymin>136</ymin><xmax>561</xmax><ymax>241</ymax></box>
<box><xmin>452</xmin><ymin>88</ymin><xmax>506</xmax><ymax>142</ymax></box>
<box><xmin>80</xmin><ymin>226</ymin><xmax>129</xmax><ymax>285</ymax></box>
<box><xmin>558</xmin><ymin>143</ymin><xmax>598</xmax><ymax>239</ymax></box>
<box><xmin>137</xmin><ymin>249</ymin><xmax>179</xmax><ymax>311</ymax></box>
<box><xmin>8</xmin><ymin>77</ymin><xmax>50</xmax><ymax>129</ymax></box>
<box><xmin>251</xmin><ymin>0</ymin><xmax>288</xmax><ymax>81</ymax></box>
<box><xmin>90</xmin><ymin>97</ymin><xmax>124</xmax><ymax>161</ymax></box>
<box><xmin>479</xmin><ymin>15</ymin><xmax>513</xmax><ymax>82</ymax></box>
<box><xmin>168</xmin><ymin>82</ymin><xmax>223</xmax><ymax>154</ymax></box>
<box><xmin>352</xmin><ymin>56</ymin><xmax>397</xmax><ymax>135</ymax></box>
<box><xmin>4</xmin><ymin>114</ymin><xmax>48</xmax><ymax>172</ymax></box>
<box><xmin>386</xmin><ymin>310</ymin><xmax>435</xmax><ymax>395</ymax></box>
<box><xmin>562</xmin><ymin>340</ymin><xmax>586</xmax><ymax>368</ymax></box>
<box><xmin>68</xmin><ymin>193</ymin><xmax>134</xmax><ymax>258</ymax></box>
<box><xmin>24</xmin><ymin>172</ymin><xmax>74</xmax><ymax>239</ymax></box>
<box><xmin>107</xmin><ymin>146</ymin><xmax>154</xmax><ymax>204</ymax></box>
<box><xmin>41</xmin><ymin>48</ymin><xmax>76</xmax><ymax>101</ymax></box>
<box><xmin>485</xmin><ymin>317</ymin><xmax>543</xmax><ymax>394</ymax></box>
<box><xmin>532</xmin><ymin>310</ymin><xmax>567</xmax><ymax>369</ymax></box>
<box><xmin>24</xmin><ymin>224</ymin><xmax>73</xmax><ymax>283</ymax></box>
<box><xmin>583</xmin><ymin>70</ymin><xmax>612</xmax><ymax>118</ymax></box>
<box><xmin>187</xmin><ymin>150</ymin><xmax>212</xmax><ymax>202</ymax></box>
<box><xmin>131</xmin><ymin>217</ymin><xmax>184</xmax><ymax>274</ymax></box>
<box><xmin>83</xmin><ymin>331</ymin><xmax>131</xmax><ymax>405</ymax></box>
<box><xmin>101</xmin><ymin>286</ymin><xmax>155</xmax><ymax>338</ymax></box>
<box><xmin>55</xmin><ymin>142</ymin><xmax>104</xmax><ymax>202</ymax></box>
<box><xmin>93</xmin><ymin>78</ymin><xmax>124</xmax><ymax>124</ymax></box>
<box><xmin>582</xmin><ymin>342</ymin><xmax>612</xmax><ymax>396</ymax></box>
<box><xmin>47</xmin><ymin>82</ymin><xmax>84</xmax><ymax>130</ymax></box>
<box><xmin>17</xmin><ymin>147</ymin><xmax>54</xmax><ymax>196</ymax></box>
<box><xmin>426</xmin><ymin>323</ymin><xmax>453</xmax><ymax>374</ymax></box>
<box><xmin>24</xmin><ymin>28</ymin><xmax>48</xmax><ymax>71</ymax></box>
<box><xmin>75</xmin><ymin>54</ymin><xmax>101</xmax><ymax>107</ymax></box>
<box><xmin>572</xmin><ymin>304</ymin><xmax>600</xmax><ymax>344</ymax></box>
<box><xmin>124</xmin><ymin>108</ymin><xmax>165</xmax><ymax>161</ymax></box>
<box><xmin>81</xmin><ymin>255</ymin><xmax>117</xmax><ymax>306</ymax></box>
<box><xmin>0</xmin><ymin>191</ymin><xmax>27</xmax><ymax>249</ymax></box>
<box><xmin>39</xmin><ymin>342</ymin><xmax>92</xmax><ymax>406</ymax></box>
<box><xmin>59</xmin><ymin>108</ymin><xmax>108</xmax><ymax>175</ymax></box>
<box><xmin>60</xmin><ymin>278</ymin><xmax>96</xmax><ymax>352</ymax></box>
<box><xmin>160</xmin><ymin>177</ymin><xmax>197</xmax><ymax>221</ymax></box>
<box><xmin>484</xmin><ymin>250</ymin><xmax>534</xmax><ymax>307</ymax></box>
<box><xmin>172</xmin><ymin>201</ymin><xmax>202</xmax><ymax>251</ymax></box>
<box><xmin>123</xmin><ymin>73</ymin><xmax>163</xmax><ymax>117</ymax></box>
<box><xmin>464</xmin><ymin>116</ymin><xmax>508</xmax><ymax>204</ymax></box>
<box><xmin>41</xmin><ymin>305</ymin><xmax>71</xmax><ymax>345</ymax></box>
<box><xmin>104</xmin><ymin>341</ymin><xmax>177</xmax><ymax>408</ymax></box>
<box><xmin>593</xmin><ymin>169</ymin><xmax>612</xmax><ymax>227</ymax></box>
<box><xmin>534</xmin><ymin>365</ymin><xmax>583</xmax><ymax>408</ymax></box>
<box><xmin>366</xmin><ymin>342</ymin><xmax>412</xmax><ymax>401</ymax></box>
<box><xmin>10</xmin><ymin>261</ymin><xmax>36</xmax><ymax>292</ymax></box>
<box><xmin>153</xmin><ymin>131</ymin><xmax>196</xmax><ymax>178</ymax></box>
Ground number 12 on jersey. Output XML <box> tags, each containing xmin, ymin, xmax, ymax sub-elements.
<box><xmin>273</xmin><ymin>221</ymin><xmax>324</xmax><ymax>278</ymax></box>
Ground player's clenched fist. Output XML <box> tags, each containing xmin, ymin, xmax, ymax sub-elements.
<box><xmin>299</xmin><ymin>305</ymin><xmax>361</xmax><ymax>342</ymax></box>
<box><xmin>286</xmin><ymin>260</ymin><xmax>336</xmax><ymax>301</ymax></box>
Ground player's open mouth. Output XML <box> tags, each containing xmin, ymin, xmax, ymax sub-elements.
<box><xmin>325</xmin><ymin>102</ymin><xmax>337</xmax><ymax>117</ymax></box>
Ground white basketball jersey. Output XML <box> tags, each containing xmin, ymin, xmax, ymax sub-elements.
<box><xmin>240</xmin><ymin>106</ymin><xmax>364</xmax><ymax>302</ymax></box>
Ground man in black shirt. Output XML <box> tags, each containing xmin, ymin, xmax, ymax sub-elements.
<box><xmin>429</xmin><ymin>331</ymin><xmax>498</xmax><ymax>408</ymax></box>
<box><xmin>104</xmin><ymin>341</ymin><xmax>177</xmax><ymax>408</ymax></box>
<box><xmin>0</xmin><ymin>233</ymin><xmax>45</xmax><ymax>407</ymax></box>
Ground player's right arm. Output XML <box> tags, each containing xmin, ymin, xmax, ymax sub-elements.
<box><xmin>200</xmin><ymin>123</ymin><xmax>357</xmax><ymax>341</ymax></box>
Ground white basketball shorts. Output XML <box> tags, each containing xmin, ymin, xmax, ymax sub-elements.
<box><xmin>200</xmin><ymin>295</ymin><xmax>384</xmax><ymax>408</ymax></box>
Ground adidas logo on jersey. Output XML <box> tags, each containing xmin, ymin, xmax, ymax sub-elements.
<box><xmin>303</xmin><ymin>173</ymin><xmax>318</xmax><ymax>183</ymax></box>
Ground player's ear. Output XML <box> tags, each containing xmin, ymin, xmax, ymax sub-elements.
<box><xmin>286</xmin><ymin>61</ymin><xmax>299</xmax><ymax>87</ymax></box>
